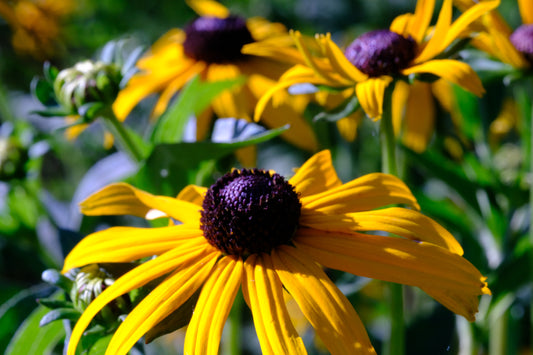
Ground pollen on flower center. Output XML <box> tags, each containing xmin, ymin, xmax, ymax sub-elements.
<box><xmin>200</xmin><ymin>169</ymin><xmax>301</xmax><ymax>256</ymax></box>
<box><xmin>344</xmin><ymin>29</ymin><xmax>417</xmax><ymax>77</ymax></box>
<box><xmin>183</xmin><ymin>15</ymin><xmax>255</xmax><ymax>63</ymax></box>
<box><xmin>510</xmin><ymin>24</ymin><xmax>533</xmax><ymax>64</ymax></box>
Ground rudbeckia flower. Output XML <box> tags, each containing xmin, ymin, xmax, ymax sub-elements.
<box><xmin>112</xmin><ymin>0</ymin><xmax>317</xmax><ymax>154</ymax></box>
<box><xmin>0</xmin><ymin>0</ymin><xmax>74</xmax><ymax>60</ymax></box>
<box><xmin>456</xmin><ymin>0</ymin><xmax>532</xmax><ymax>69</ymax></box>
<box><xmin>253</xmin><ymin>0</ymin><xmax>498</xmax><ymax>142</ymax></box>
<box><xmin>62</xmin><ymin>150</ymin><xmax>489</xmax><ymax>355</ymax></box>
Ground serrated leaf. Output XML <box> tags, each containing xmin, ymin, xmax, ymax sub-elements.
<box><xmin>5</xmin><ymin>305</ymin><xmax>65</xmax><ymax>355</ymax></box>
<box><xmin>151</xmin><ymin>75</ymin><xmax>246</xmax><ymax>144</ymax></box>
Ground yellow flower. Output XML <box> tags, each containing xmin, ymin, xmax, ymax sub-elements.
<box><xmin>456</xmin><ymin>0</ymin><xmax>532</xmax><ymax>69</ymax></box>
<box><xmin>0</xmin><ymin>0</ymin><xmax>74</xmax><ymax>60</ymax></box>
<box><xmin>62</xmin><ymin>150</ymin><xmax>489</xmax><ymax>355</ymax></box>
<box><xmin>253</xmin><ymin>0</ymin><xmax>498</xmax><ymax>124</ymax></box>
<box><xmin>112</xmin><ymin>0</ymin><xmax>317</xmax><ymax>153</ymax></box>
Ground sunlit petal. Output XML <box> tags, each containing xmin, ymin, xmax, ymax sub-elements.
<box><xmin>62</xmin><ymin>225</ymin><xmax>205</xmax><ymax>271</ymax></box>
<box><xmin>319</xmin><ymin>33</ymin><xmax>367</xmax><ymax>82</ymax></box>
<box><xmin>403</xmin><ymin>59</ymin><xmax>485</xmax><ymax>97</ymax></box>
<box><xmin>401</xmin><ymin>81</ymin><xmax>435</xmax><ymax>152</ymax></box>
<box><xmin>289</xmin><ymin>150</ymin><xmax>342</xmax><ymax>198</ymax></box>
<box><xmin>300</xmin><ymin>172</ymin><xmax>419</xmax><ymax>213</ymax></box>
<box><xmin>272</xmin><ymin>246</ymin><xmax>376</xmax><ymax>355</ymax></box>
<box><xmin>355</xmin><ymin>77</ymin><xmax>392</xmax><ymax>120</ymax></box>
<box><xmin>177</xmin><ymin>185</ymin><xmax>207</xmax><ymax>206</ymax></box>
<box><xmin>184</xmin><ymin>256</ymin><xmax>243</xmax><ymax>355</ymax></box>
<box><xmin>519</xmin><ymin>0</ymin><xmax>533</xmax><ymax>24</ymax></box>
<box><xmin>106</xmin><ymin>252</ymin><xmax>218</xmax><ymax>355</ymax></box>
<box><xmin>406</xmin><ymin>0</ymin><xmax>435</xmax><ymax>42</ymax></box>
<box><xmin>415</xmin><ymin>0</ymin><xmax>452</xmax><ymax>63</ymax></box>
<box><xmin>295</xmin><ymin>229</ymin><xmax>490</xmax><ymax>321</ymax></box>
<box><xmin>243</xmin><ymin>254</ymin><xmax>306</xmax><ymax>354</ymax></box>
<box><xmin>79</xmin><ymin>183</ymin><xmax>201</xmax><ymax>225</ymax></box>
<box><xmin>66</xmin><ymin>243</ymin><xmax>218</xmax><ymax>355</ymax></box>
<box><xmin>185</xmin><ymin>0</ymin><xmax>229</xmax><ymax>18</ymax></box>
<box><xmin>300</xmin><ymin>207</ymin><xmax>463</xmax><ymax>254</ymax></box>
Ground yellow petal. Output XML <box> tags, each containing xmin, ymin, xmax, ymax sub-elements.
<box><xmin>242</xmin><ymin>40</ymin><xmax>306</xmax><ymax>66</ymax></box>
<box><xmin>184</xmin><ymin>256</ymin><xmax>243</xmax><ymax>355</ymax></box>
<box><xmin>289</xmin><ymin>150</ymin><xmax>342</xmax><ymax>198</ymax></box>
<box><xmin>62</xmin><ymin>225</ymin><xmax>205</xmax><ymax>272</ymax></box>
<box><xmin>300</xmin><ymin>207</ymin><xmax>463</xmax><ymax>254</ymax></box>
<box><xmin>403</xmin><ymin>59</ymin><xmax>485</xmax><ymax>97</ymax></box>
<box><xmin>300</xmin><ymin>172</ymin><xmax>419</xmax><ymax>213</ymax></box>
<box><xmin>401</xmin><ymin>81</ymin><xmax>435</xmax><ymax>152</ymax></box>
<box><xmin>176</xmin><ymin>184</ymin><xmax>207</xmax><ymax>206</ymax></box>
<box><xmin>319</xmin><ymin>33</ymin><xmax>367</xmax><ymax>82</ymax></box>
<box><xmin>291</xmin><ymin>31</ymin><xmax>337</xmax><ymax>83</ymax></box>
<box><xmin>415</xmin><ymin>0</ymin><xmax>453</xmax><ymax>63</ymax></box>
<box><xmin>442</xmin><ymin>0</ymin><xmax>500</xmax><ymax>52</ymax></box>
<box><xmin>336</xmin><ymin>111</ymin><xmax>364</xmax><ymax>142</ymax></box>
<box><xmin>390</xmin><ymin>13</ymin><xmax>412</xmax><ymax>38</ymax></box>
<box><xmin>355</xmin><ymin>77</ymin><xmax>392</xmax><ymax>120</ymax></box>
<box><xmin>391</xmin><ymin>80</ymin><xmax>410</xmax><ymax>137</ymax></box>
<box><xmin>66</xmin><ymin>243</ymin><xmax>218</xmax><ymax>355</ymax></box>
<box><xmin>405</xmin><ymin>0</ymin><xmax>435</xmax><ymax>42</ymax></box>
<box><xmin>295</xmin><ymin>229</ymin><xmax>490</xmax><ymax>321</ymax></box>
<box><xmin>246</xmin><ymin>16</ymin><xmax>288</xmax><ymax>41</ymax></box>
<box><xmin>185</xmin><ymin>0</ymin><xmax>229</xmax><ymax>18</ymax></box>
<box><xmin>243</xmin><ymin>254</ymin><xmax>306</xmax><ymax>355</ymax></box>
<box><xmin>272</xmin><ymin>246</ymin><xmax>377</xmax><ymax>355</ymax></box>
<box><xmin>106</xmin><ymin>251</ymin><xmax>218</xmax><ymax>355</ymax></box>
<box><xmin>519</xmin><ymin>0</ymin><xmax>533</xmax><ymax>24</ymax></box>
<box><xmin>206</xmin><ymin>64</ymin><xmax>250</xmax><ymax>120</ymax></box>
<box><xmin>79</xmin><ymin>183</ymin><xmax>201</xmax><ymax>225</ymax></box>
<box><xmin>471</xmin><ymin>29</ymin><xmax>529</xmax><ymax>69</ymax></box>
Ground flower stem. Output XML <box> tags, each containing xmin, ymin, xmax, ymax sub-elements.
<box><xmin>380</xmin><ymin>81</ymin><xmax>404</xmax><ymax>355</ymax></box>
<box><xmin>101</xmin><ymin>108</ymin><xmax>144</xmax><ymax>162</ymax></box>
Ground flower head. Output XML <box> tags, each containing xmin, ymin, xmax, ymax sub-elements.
<box><xmin>112</xmin><ymin>0</ymin><xmax>317</xmax><ymax>154</ymax></box>
<box><xmin>63</xmin><ymin>150</ymin><xmax>489</xmax><ymax>355</ymax></box>
<box><xmin>253</xmin><ymin>0</ymin><xmax>498</xmax><ymax>121</ymax></box>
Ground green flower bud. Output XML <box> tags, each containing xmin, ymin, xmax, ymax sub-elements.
<box><xmin>53</xmin><ymin>60</ymin><xmax>122</xmax><ymax>116</ymax></box>
<box><xmin>71</xmin><ymin>264</ymin><xmax>131</xmax><ymax>326</ymax></box>
<box><xmin>0</xmin><ymin>137</ymin><xmax>28</xmax><ymax>181</ymax></box>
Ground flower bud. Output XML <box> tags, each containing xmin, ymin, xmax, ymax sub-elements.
<box><xmin>53</xmin><ymin>60</ymin><xmax>122</xmax><ymax>115</ymax></box>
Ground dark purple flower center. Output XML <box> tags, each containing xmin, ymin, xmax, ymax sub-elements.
<box><xmin>200</xmin><ymin>169</ymin><xmax>301</xmax><ymax>256</ymax></box>
<box><xmin>510</xmin><ymin>24</ymin><xmax>533</xmax><ymax>64</ymax></box>
<box><xmin>183</xmin><ymin>15</ymin><xmax>254</xmax><ymax>64</ymax></box>
<box><xmin>344</xmin><ymin>29</ymin><xmax>417</xmax><ymax>77</ymax></box>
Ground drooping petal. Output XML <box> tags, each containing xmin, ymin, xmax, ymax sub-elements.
<box><xmin>185</xmin><ymin>0</ymin><xmax>229</xmax><ymax>18</ymax></box>
<box><xmin>61</xmin><ymin>225</ymin><xmax>205</xmax><ymax>272</ymax></box>
<box><xmin>391</xmin><ymin>80</ymin><xmax>410</xmax><ymax>137</ymax></box>
<box><xmin>471</xmin><ymin>29</ymin><xmax>529</xmax><ymax>69</ymax></box>
<box><xmin>355</xmin><ymin>77</ymin><xmax>392</xmax><ymax>120</ymax></box>
<box><xmin>184</xmin><ymin>256</ymin><xmax>243</xmax><ymax>355</ymax></box>
<box><xmin>79</xmin><ymin>183</ymin><xmax>201</xmax><ymax>225</ymax></box>
<box><xmin>66</xmin><ymin>243</ymin><xmax>219</xmax><ymax>355</ymax></box>
<box><xmin>295</xmin><ymin>229</ymin><xmax>490</xmax><ymax>321</ymax></box>
<box><xmin>291</xmin><ymin>31</ymin><xmax>338</xmax><ymax>83</ymax></box>
<box><xmin>319</xmin><ymin>33</ymin><xmax>367</xmax><ymax>82</ymax></box>
<box><xmin>242</xmin><ymin>254</ymin><xmax>306</xmax><ymax>355</ymax></box>
<box><xmin>300</xmin><ymin>172</ymin><xmax>419</xmax><ymax>214</ymax></box>
<box><xmin>415</xmin><ymin>0</ymin><xmax>453</xmax><ymax>63</ymax></box>
<box><xmin>272</xmin><ymin>246</ymin><xmax>377</xmax><ymax>355</ymax></box>
<box><xmin>289</xmin><ymin>150</ymin><xmax>342</xmax><ymax>198</ymax></box>
<box><xmin>401</xmin><ymin>81</ymin><xmax>435</xmax><ymax>153</ymax></box>
<box><xmin>519</xmin><ymin>0</ymin><xmax>533</xmax><ymax>24</ymax></box>
<box><xmin>403</xmin><ymin>59</ymin><xmax>485</xmax><ymax>97</ymax></box>
<box><xmin>299</xmin><ymin>207</ymin><xmax>463</xmax><ymax>255</ymax></box>
<box><xmin>106</xmin><ymin>251</ymin><xmax>218</xmax><ymax>355</ymax></box>
<box><xmin>336</xmin><ymin>111</ymin><xmax>364</xmax><ymax>142</ymax></box>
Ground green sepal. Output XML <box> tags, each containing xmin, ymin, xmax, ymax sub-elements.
<box><xmin>78</xmin><ymin>102</ymin><xmax>106</xmax><ymax>123</ymax></box>
<box><xmin>39</xmin><ymin>308</ymin><xmax>81</xmax><ymax>327</ymax></box>
<box><xmin>41</xmin><ymin>269</ymin><xmax>74</xmax><ymax>292</ymax></box>
<box><xmin>37</xmin><ymin>298</ymin><xmax>74</xmax><ymax>310</ymax></box>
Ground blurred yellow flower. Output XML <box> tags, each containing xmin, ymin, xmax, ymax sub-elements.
<box><xmin>0</xmin><ymin>0</ymin><xmax>74</xmax><ymax>60</ymax></box>
<box><xmin>63</xmin><ymin>150</ymin><xmax>489</xmax><ymax>355</ymax></box>
<box><xmin>252</xmin><ymin>0</ymin><xmax>498</xmax><ymax>151</ymax></box>
<box><xmin>113</xmin><ymin>0</ymin><xmax>317</xmax><ymax>155</ymax></box>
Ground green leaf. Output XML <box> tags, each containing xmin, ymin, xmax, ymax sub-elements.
<box><xmin>151</xmin><ymin>75</ymin><xmax>246</xmax><ymax>144</ymax></box>
<box><xmin>30</xmin><ymin>77</ymin><xmax>57</xmax><ymax>107</ymax></box>
<box><xmin>41</xmin><ymin>269</ymin><xmax>74</xmax><ymax>291</ymax></box>
<box><xmin>313</xmin><ymin>94</ymin><xmax>360</xmax><ymax>122</ymax></box>
<box><xmin>31</xmin><ymin>107</ymin><xmax>73</xmax><ymax>118</ymax></box>
<box><xmin>79</xmin><ymin>331</ymin><xmax>113</xmax><ymax>355</ymax></box>
<box><xmin>43</xmin><ymin>61</ymin><xmax>59</xmax><ymax>83</ymax></box>
<box><xmin>39</xmin><ymin>308</ymin><xmax>81</xmax><ymax>327</ymax></box>
<box><xmin>38</xmin><ymin>298</ymin><xmax>74</xmax><ymax>310</ymax></box>
<box><xmin>5</xmin><ymin>305</ymin><xmax>65</xmax><ymax>355</ymax></box>
<box><xmin>136</xmin><ymin>124</ymin><xmax>288</xmax><ymax>195</ymax></box>
<box><xmin>78</xmin><ymin>102</ymin><xmax>106</xmax><ymax>122</ymax></box>
<box><xmin>452</xmin><ymin>84</ymin><xmax>483</xmax><ymax>142</ymax></box>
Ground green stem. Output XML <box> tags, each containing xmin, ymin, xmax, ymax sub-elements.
<box><xmin>380</xmin><ymin>81</ymin><xmax>404</xmax><ymax>355</ymax></box>
<box><xmin>101</xmin><ymin>108</ymin><xmax>144</xmax><ymax>162</ymax></box>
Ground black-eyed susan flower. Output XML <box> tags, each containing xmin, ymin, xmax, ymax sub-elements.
<box><xmin>62</xmin><ymin>150</ymin><xmax>489</xmax><ymax>355</ymax></box>
<box><xmin>252</xmin><ymin>0</ymin><xmax>498</xmax><ymax>146</ymax></box>
<box><xmin>112</xmin><ymin>0</ymin><xmax>317</xmax><ymax>154</ymax></box>
<box><xmin>0</xmin><ymin>0</ymin><xmax>74</xmax><ymax>60</ymax></box>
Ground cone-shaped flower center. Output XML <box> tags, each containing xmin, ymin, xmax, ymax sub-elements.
<box><xmin>510</xmin><ymin>24</ymin><xmax>533</xmax><ymax>64</ymax></box>
<box><xmin>201</xmin><ymin>169</ymin><xmax>301</xmax><ymax>256</ymax></box>
<box><xmin>183</xmin><ymin>15</ymin><xmax>254</xmax><ymax>63</ymax></box>
<box><xmin>344</xmin><ymin>29</ymin><xmax>417</xmax><ymax>77</ymax></box>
